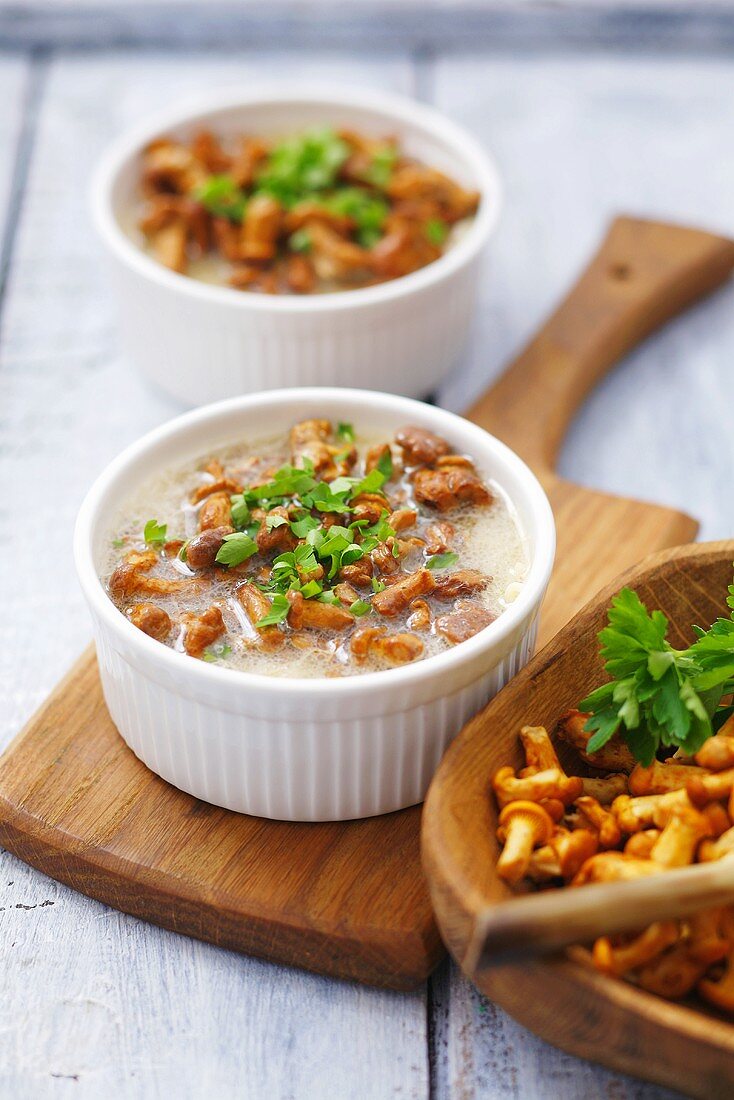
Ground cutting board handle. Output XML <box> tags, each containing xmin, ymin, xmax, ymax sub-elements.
<box><xmin>466</xmin><ymin>216</ymin><xmax>734</xmax><ymax>475</ymax></box>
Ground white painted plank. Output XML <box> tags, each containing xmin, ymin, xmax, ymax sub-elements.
<box><xmin>430</xmin><ymin>961</ymin><xmax>681</xmax><ymax>1100</ymax></box>
<box><xmin>431</xmin><ymin>53</ymin><xmax>734</xmax><ymax>1099</ymax></box>
<box><xmin>0</xmin><ymin>50</ymin><xmax>427</xmax><ymax>1100</ymax></box>
<box><xmin>434</xmin><ymin>53</ymin><xmax>734</xmax><ymax>541</ymax></box>
<box><xmin>0</xmin><ymin>58</ymin><xmax>31</xmax><ymax>256</ymax></box>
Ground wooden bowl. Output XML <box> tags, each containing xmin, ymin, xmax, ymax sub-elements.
<box><xmin>422</xmin><ymin>541</ymin><xmax>734</xmax><ymax>1099</ymax></box>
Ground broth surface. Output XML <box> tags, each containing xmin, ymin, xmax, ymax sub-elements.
<box><xmin>103</xmin><ymin>421</ymin><xmax>528</xmax><ymax>678</ymax></box>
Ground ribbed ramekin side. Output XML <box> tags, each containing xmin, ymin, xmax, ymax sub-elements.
<box><xmin>109</xmin><ymin>256</ymin><xmax>479</xmax><ymax>405</ymax></box>
<box><xmin>91</xmin><ymin>602</ymin><xmax>541</xmax><ymax>822</ymax></box>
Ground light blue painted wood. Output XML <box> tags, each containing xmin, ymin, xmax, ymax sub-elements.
<box><xmin>0</xmin><ymin>50</ymin><xmax>428</xmax><ymax>1100</ymax></box>
<box><xmin>434</xmin><ymin>52</ymin><xmax>734</xmax><ymax>541</ymax></box>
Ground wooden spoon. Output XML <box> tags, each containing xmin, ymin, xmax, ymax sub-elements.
<box><xmin>423</xmin><ymin>541</ymin><xmax>734</xmax><ymax>968</ymax></box>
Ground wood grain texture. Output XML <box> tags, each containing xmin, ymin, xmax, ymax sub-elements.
<box><xmin>4</xmin><ymin>40</ymin><xmax>732</xmax><ymax>1100</ymax></box>
<box><xmin>0</xmin><ymin>51</ymin><xmax>431</xmax><ymax>1100</ymax></box>
<box><xmin>423</xmin><ymin>541</ymin><xmax>734</xmax><ymax>1099</ymax></box>
<box><xmin>0</xmin><ymin>647</ymin><xmax>441</xmax><ymax>990</ymax></box>
<box><xmin>0</xmin><ymin>213</ymin><xmax>723</xmax><ymax>998</ymax></box>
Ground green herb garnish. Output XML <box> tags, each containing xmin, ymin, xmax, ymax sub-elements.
<box><xmin>289</xmin><ymin>228</ymin><xmax>312</xmax><ymax>253</ymax></box>
<box><xmin>230</xmin><ymin>493</ymin><xmax>251</xmax><ymax>530</ymax></box>
<box><xmin>337</xmin><ymin>422</ymin><xmax>355</xmax><ymax>442</ymax></box>
<box><xmin>112</xmin><ymin>537</ymin><xmax>126</xmax><ymax>549</ymax></box>
<box><xmin>580</xmin><ymin>580</ymin><xmax>734</xmax><ymax>766</ymax></box>
<box><xmin>202</xmin><ymin>643</ymin><xmax>232</xmax><ymax>663</ymax></box>
<box><xmin>215</xmin><ymin>532</ymin><xmax>258</xmax><ymax>568</ymax></box>
<box><xmin>144</xmin><ymin>519</ymin><xmax>167</xmax><ymax>546</ymax></box>
<box><xmin>256</xmin><ymin>129</ymin><xmax>349</xmax><ymax>206</ymax></box>
<box><xmin>349</xmin><ymin>599</ymin><xmax>371</xmax><ymax>617</ymax></box>
<box><xmin>196</xmin><ymin>175</ymin><xmax>247</xmax><ymax>222</ymax></box>
<box><xmin>265</xmin><ymin>513</ymin><xmax>288</xmax><ymax>531</ymax></box>
<box><xmin>425</xmin><ymin>218</ymin><xmax>448</xmax><ymax>246</ymax></box>
<box><xmin>364</xmin><ymin>146</ymin><xmax>397</xmax><ymax>189</ymax></box>
<box><xmin>371</xmin><ymin>577</ymin><xmax>386</xmax><ymax>594</ymax></box>
<box><xmin>427</xmin><ymin>552</ymin><xmax>459</xmax><ymax>571</ymax></box>
<box><xmin>255</xmin><ymin>593</ymin><xmax>291</xmax><ymax>628</ymax></box>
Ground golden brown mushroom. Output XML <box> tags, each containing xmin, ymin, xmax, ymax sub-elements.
<box><xmin>571</xmin><ymin>852</ymin><xmax>663</xmax><ymax>886</ymax></box>
<box><xmin>557</xmin><ymin>710</ymin><xmax>636</xmax><ymax>773</ymax></box>
<box><xmin>687</xmin><ymin>907</ymin><xmax>732</xmax><ymax>965</ymax></box>
<box><xmin>580</xmin><ymin>772</ymin><xmax>629</xmax><ymax>804</ymax></box>
<box><xmin>624</xmin><ymin>830</ymin><xmax>661</xmax><ymax>858</ymax></box>
<box><xmin>629</xmin><ymin>759</ymin><xmax>711</xmax><ymax>796</ymax></box>
<box><xmin>698</xmin><ymin>826</ymin><xmax>734</xmax><ymax>863</ymax></box>
<box><xmin>650</xmin><ymin>802</ymin><xmax>712</xmax><ymax>868</ymax></box>
<box><xmin>637</xmin><ymin>943</ymin><xmax>707</xmax><ymax>999</ymax></box>
<box><xmin>574</xmin><ymin>795</ymin><xmax>622</xmax><ymax>849</ymax></box>
<box><xmin>492</xmin><ymin>765</ymin><xmax>583</xmax><ymax>808</ymax></box>
<box><xmin>611</xmin><ymin>789</ymin><xmax>690</xmax><ymax>834</ymax></box>
<box><xmin>496</xmin><ymin>801</ymin><xmax>554</xmax><ymax>884</ymax></box>
<box><xmin>592</xmin><ymin>922</ymin><xmax>679</xmax><ymax>977</ymax></box>
<box><xmin>695</xmin><ymin>735</ymin><xmax>734</xmax><ymax>772</ymax></box>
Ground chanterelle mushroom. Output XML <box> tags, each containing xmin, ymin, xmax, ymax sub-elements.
<box><xmin>496</xmin><ymin>801</ymin><xmax>554</xmax><ymax>884</ymax></box>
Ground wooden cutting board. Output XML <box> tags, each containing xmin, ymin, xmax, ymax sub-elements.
<box><xmin>0</xmin><ymin>217</ymin><xmax>730</xmax><ymax>990</ymax></box>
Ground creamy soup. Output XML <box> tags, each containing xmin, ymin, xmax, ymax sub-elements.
<box><xmin>103</xmin><ymin>420</ymin><xmax>528</xmax><ymax>678</ymax></box>
<box><xmin>131</xmin><ymin>126</ymin><xmax>480</xmax><ymax>294</ymax></box>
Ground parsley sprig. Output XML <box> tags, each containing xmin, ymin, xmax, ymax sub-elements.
<box><xmin>580</xmin><ymin>581</ymin><xmax>734</xmax><ymax>766</ymax></box>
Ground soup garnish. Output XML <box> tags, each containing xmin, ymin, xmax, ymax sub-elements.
<box><xmin>134</xmin><ymin>127</ymin><xmax>480</xmax><ymax>294</ymax></box>
<box><xmin>104</xmin><ymin>419</ymin><xmax>528</xmax><ymax>677</ymax></box>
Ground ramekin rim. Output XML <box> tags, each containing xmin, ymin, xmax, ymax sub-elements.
<box><xmin>89</xmin><ymin>82</ymin><xmax>502</xmax><ymax>313</ymax></box>
<box><xmin>74</xmin><ymin>388</ymin><xmax>556</xmax><ymax>698</ymax></box>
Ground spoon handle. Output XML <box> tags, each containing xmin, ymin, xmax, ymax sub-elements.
<box><xmin>466</xmin><ymin>216</ymin><xmax>734</xmax><ymax>479</ymax></box>
<box><xmin>466</xmin><ymin>857</ymin><xmax>734</xmax><ymax>971</ymax></box>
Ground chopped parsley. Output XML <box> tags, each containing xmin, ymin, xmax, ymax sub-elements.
<box><xmin>202</xmin><ymin>642</ymin><xmax>232</xmax><ymax>663</ymax></box>
<box><xmin>256</xmin><ymin>128</ymin><xmax>350</xmax><ymax>206</ymax></box>
<box><xmin>289</xmin><ymin>228</ymin><xmax>312</xmax><ymax>253</ymax></box>
<box><xmin>255</xmin><ymin>593</ymin><xmax>291</xmax><ymax>628</ymax></box>
<box><xmin>215</xmin><ymin>532</ymin><xmax>258</xmax><ymax>567</ymax></box>
<box><xmin>196</xmin><ymin>175</ymin><xmax>247</xmax><ymax>222</ymax></box>
<box><xmin>364</xmin><ymin>145</ymin><xmax>397</xmax><ymax>188</ymax></box>
<box><xmin>425</xmin><ymin>218</ymin><xmax>448</xmax><ymax>246</ymax></box>
<box><xmin>427</xmin><ymin>552</ymin><xmax>459</xmax><ymax>570</ymax></box>
<box><xmin>112</xmin><ymin>537</ymin><xmax>126</xmax><ymax>549</ymax></box>
<box><xmin>144</xmin><ymin>519</ymin><xmax>167</xmax><ymax>546</ymax></box>
<box><xmin>337</xmin><ymin>422</ymin><xmax>355</xmax><ymax>442</ymax></box>
<box><xmin>230</xmin><ymin>493</ymin><xmax>251</xmax><ymax>530</ymax></box>
<box><xmin>349</xmin><ymin>599</ymin><xmax>371</xmax><ymax>617</ymax></box>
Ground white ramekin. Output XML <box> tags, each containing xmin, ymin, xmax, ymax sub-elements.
<box><xmin>90</xmin><ymin>85</ymin><xmax>502</xmax><ymax>406</ymax></box>
<box><xmin>74</xmin><ymin>389</ymin><xmax>554</xmax><ymax>821</ymax></box>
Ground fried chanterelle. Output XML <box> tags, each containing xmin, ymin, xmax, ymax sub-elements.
<box><xmin>491</xmin><ymin>712</ymin><xmax>734</xmax><ymax>1013</ymax></box>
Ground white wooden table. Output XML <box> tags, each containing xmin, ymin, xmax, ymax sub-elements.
<box><xmin>1</xmin><ymin>5</ymin><xmax>733</xmax><ymax>1096</ymax></box>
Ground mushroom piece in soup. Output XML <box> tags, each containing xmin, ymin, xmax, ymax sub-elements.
<box><xmin>103</xmin><ymin>420</ymin><xmax>528</xmax><ymax>678</ymax></box>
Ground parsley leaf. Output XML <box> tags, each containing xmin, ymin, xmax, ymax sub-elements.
<box><xmin>144</xmin><ymin>519</ymin><xmax>167</xmax><ymax>546</ymax></box>
<box><xmin>196</xmin><ymin>175</ymin><xmax>247</xmax><ymax>222</ymax></box>
<box><xmin>202</xmin><ymin>643</ymin><xmax>232</xmax><ymax>663</ymax></box>
<box><xmin>215</xmin><ymin>533</ymin><xmax>258</xmax><ymax>568</ymax></box>
<box><xmin>425</xmin><ymin>218</ymin><xmax>448</xmax><ymax>246</ymax></box>
<box><xmin>230</xmin><ymin>493</ymin><xmax>251</xmax><ymax>530</ymax></box>
<box><xmin>364</xmin><ymin>146</ymin><xmax>397</xmax><ymax>189</ymax></box>
<box><xmin>256</xmin><ymin>593</ymin><xmax>291</xmax><ymax>628</ymax></box>
<box><xmin>256</xmin><ymin>129</ymin><xmax>350</xmax><ymax>206</ymax></box>
<box><xmin>289</xmin><ymin>228</ymin><xmax>312</xmax><ymax>253</ymax></box>
<box><xmin>427</xmin><ymin>552</ymin><xmax>459</xmax><ymax>571</ymax></box>
<box><xmin>580</xmin><ymin>582</ymin><xmax>734</xmax><ymax>766</ymax></box>
<box><xmin>337</xmin><ymin>422</ymin><xmax>355</xmax><ymax>442</ymax></box>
